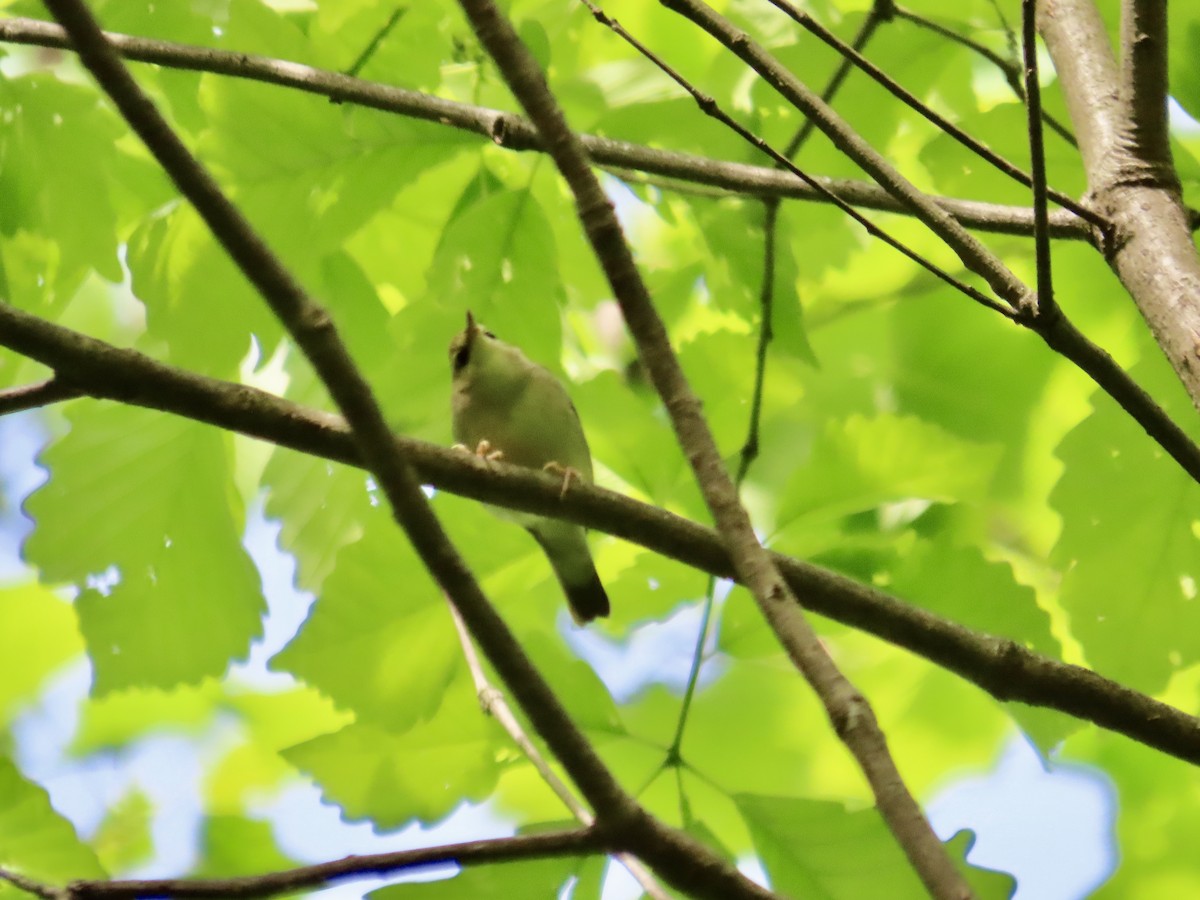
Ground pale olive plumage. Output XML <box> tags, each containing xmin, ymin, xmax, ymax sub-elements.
<box><xmin>449</xmin><ymin>312</ymin><xmax>610</xmax><ymax>624</ymax></box>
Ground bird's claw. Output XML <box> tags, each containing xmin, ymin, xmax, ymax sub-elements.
<box><xmin>453</xmin><ymin>440</ymin><xmax>505</xmax><ymax>462</ymax></box>
<box><xmin>543</xmin><ymin>461</ymin><xmax>580</xmax><ymax>498</ymax></box>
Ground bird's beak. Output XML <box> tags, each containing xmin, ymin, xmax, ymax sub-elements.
<box><xmin>463</xmin><ymin>310</ymin><xmax>481</xmax><ymax>349</ymax></box>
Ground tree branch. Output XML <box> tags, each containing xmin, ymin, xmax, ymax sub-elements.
<box><xmin>1</xmin><ymin>831</ymin><xmax>599</xmax><ymax>900</ymax></box>
<box><xmin>765</xmin><ymin>0</ymin><xmax>1106</xmax><ymax>230</ymax></box>
<box><xmin>41</xmin><ymin>3</ymin><xmax>772</xmax><ymax>899</ymax></box>
<box><xmin>4</xmin><ymin>300</ymin><xmax>1200</xmax><ymax>765</ymax></box>
<box><xmin>891</xmin><ymin>3</ymin><xmax>1077</xmax><ymax>145</ymax></box>
<box><xmin>446</xmin><ymin>603</ymin><xmax>671</xmax><ymax>900</ymax></box>
<box><xmin>1022</xmin><ymin>0</ymin><xmax>1056</xmax><ymax>316</ymax></box>
<box><xmin>455</xmin><ymin>0</ymin><xmax>974</xmax><ymax>895</ymax></box>
<box><xmin>662</xmin><ymin>0</ymin><xmax>1029</xmax><ymax>309</ymax></box>
<box><xmin>579</xmin><ymin>0</ymin><xmax>1010</xmax><ymax>316</ymax></box>
<box><xmin>0</xmin><ymin>378</ymin><xmax>80</xmax><ymax>416</ymax></box>
<box><xmin>1040</xmin><ymin>0</ymin><xmax>1200</xmax><ymax>411</ymax></box>
<box><xmin>1119</xmin><ymin>0</ymin><xmax>1173</xmax><ymax>169</ymax></box>
<box><xmin>677</xmin><ymin>0</ymin><xmax>882</xmax><ymax>765</ymax></box>
<box><xmin>0</xmin><ymin>15</ymin><xmax>1090</xmax><ymax>240</ymax></box>
<box><xmin>6</xmin><ymin>298</ymin><xmax>1200</xmax><ymax>766</ymax></box>
<box><xmin>653</xmin><ymin>0</ymin><xmax>1200</xmax><ymax>486</ymax></box>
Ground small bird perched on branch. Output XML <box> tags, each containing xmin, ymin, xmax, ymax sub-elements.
<box><xmin>449</xmin><ymin>311</ymin><xmax>610</xmax><ymax>624</ymax></box>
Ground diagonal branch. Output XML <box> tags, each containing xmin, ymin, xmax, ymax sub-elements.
<box><xmin>0</xmin><ymin>15</ymin><xmax>1091</xmax><ymax>239</ymax></box>
<box><xmin>1</xmin><ymin>831</ymin><xmax>599</xmax><ymax>900</ymax></box>
<box><xmin>41</xmin><ymin>3</ymin><xmax>773</xmax><ymax>899</ymax></box>
<box><xmin>783</xmin><ymin>0</ymin><xmax>890</xmax><ymax>157</ymax></box>
<box><xmin>454</xmin><ymin>0</ymin><xmax>974</xmax><ymax>895</ymax></box>
<box><xmin>674</xmin><ymin>0</ymin><xmax>886</xmax><ymax>772</ymax></box>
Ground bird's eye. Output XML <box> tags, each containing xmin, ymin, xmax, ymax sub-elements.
<box><xmin>483</xmin><ymin>330</ymin><xmax>496</xmax><ymax>339</ymax></box>
<box><xmin>453</xmin><ymin>344</ymin><xmax>470</xmax><ymax>371</ymax></box>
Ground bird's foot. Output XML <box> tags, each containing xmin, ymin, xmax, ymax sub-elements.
<box><xmin>453</xmin><ymin>440</ymin><xmax>505</xmax><ymax>462</ymax></box>
<box><xmin>543</xmin><ymin>460</ymin><xmax>581</xmax><ymax>498</ymax></box>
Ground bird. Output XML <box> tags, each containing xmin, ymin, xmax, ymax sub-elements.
<box><xmin>449</xmin><ymin>311</ymin><xmax>610</xmax><ymax>624</ymax></box>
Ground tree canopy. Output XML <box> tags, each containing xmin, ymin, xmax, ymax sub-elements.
<box><xmin>1</xmin><ymin>0</ymin><xmax>1200</xmax><ymax>898</ymax></box>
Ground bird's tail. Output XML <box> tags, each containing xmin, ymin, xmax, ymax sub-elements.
<box><xmin>561</xmin><ymin>567</ymin><xmax>610</xmax><ymax>625</ymax></box>
<box><xmin>527</xmin><ymin>526</ymin><xmax>611</xmax><ymax>624</ymax></box>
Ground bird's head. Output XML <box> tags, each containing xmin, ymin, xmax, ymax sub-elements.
<box><xmin>449</xmin><ymin>311</ymin><xmax>530</xmax><ymax>393</ymax></box>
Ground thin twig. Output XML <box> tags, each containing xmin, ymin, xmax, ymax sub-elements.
<box><xmin>986</xmin><ymin>0</ymin><xmax>1019</xmax><ymax>63</ymax></box>
<box><xmin>343</xmin><ymin>7</ymin><xmax>406</xmax><ymax>79</ymax></box>
<box><xmin>0</xmin><ymin>16</ymin><xmax>1094</xmax><ymax>239</ymax></box>
<box><xmin>0</xmin><ymin>378</ymin><xmax>80</xmax><ymax>415</ymax></box>
<box><xmin>458</xmin><ymin>0</ymin><xmax>975</xmax><ymax>894</ymax></box>
<box><xmin>664</xmin><ymin>572</ymin><xmax>718</xmax><ymax>764</ymax></box>
<box><xmin>4</xmin><ymin>299</ymin><xmax>1200</xmax><ymax>764</ymax></box>
<box><xmin>1021</xmin><ymin>0</ymin><xmax>1056</xmax><ymax>317</ymax></box>
<box><xmin>783</xmin><ymin>0</ymin><xmax>889</xmax><ymax>157</ymax></box>
<box><xmin>0</xmin><ymin>869</ymin><xmax>64</xmax><ymax>900</ymax></box>
<box><xmin>446</xmin><ymin>602</ymin><xmax>671</xmax><ymax>900</ymax></box>
<box><xmin>766</xmin><ymin>0</ymin><xmax>1106</xmax><ymax>230</ymax></box>
<box><xmin>448</xmin><ymin>602</ymin><xmax>592</xmax><ymax>822</ymax></box>
<box><xmin>1</xmin><ymin>833</ymin><xmax>598</xmax><ymax>900</ymax></box>
<box><xmin>891</xmin><ymin>4</ymin><xmax>1077</xmax><ymax>145</ymax></box>
<box><xmin>581</xmin><ymin>0</ymin><xmax>1011</xmax><ymax>318</ymax></box>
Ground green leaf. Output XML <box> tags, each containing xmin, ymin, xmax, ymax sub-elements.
<box><xmin>919</xmin><ymin>101</ymin><xmax>1086</xmax><ymax>203</ymax></box>
<box><xmin>772</xmin><ymin>414</ymin><xmax>1002</xmax><ymax>558</ymax></box>
<box><xmin>260</xmin><ymin>360</ymin><xmax>373</xmax><ymax>593</ymax></box>
<box><xmin>738</xmin><ymin>794</ymin><xmax>1014</xmax><ymax>899</ymax></box>
<box><xmin>92</xmin><ymin>789</ymin><xmax>153</xmax><ymax>875</ymax></box>
<box><xmin>422</xmin><ymin>185</ymin><xmax>564</xmax><ymax>366</ymax></box>
<box><xmin>890</xmin><ymin>533</ymin><xmax>1071</xmax><ymax>750</ymax></box>
<box><xmin>23</xmin><ymin>404</ymin><xmax>265</xmax><ymax>693</ymax></box>
<box><xmin>1066</xmin><ymin>709</ymin><xmax>1200</xmax><ymax>896</ymax></box>
<box><xmin>0</xmin><ymin>756</ymin><xmax>106</xmax><ymax>893</ymax></box>
<box><xmin>739</xmin><ymin>793</ymin><xmax>929</xmax><ymax>898</ymax></box>
<box><xmin>664</xmin><ymin>662</ymin><xmax>826</xmax><ymax>800</ymax></box>
<box><xmin>887</xmin><ymin>286</ymin><xmax>1058</xmax><ymax>497</ymax></box>
<box><xmin>192</xmin><ymin>815</ymin><xmax>300</xmax><ymax>878</ymax></box>
<box><xmin>522</xmin><ymin>631</ymin><xmax>623</xmax><ymax>735</ymax></box>
<box><xmin>1169</xmin><ymin>7</ymin><xmax>1200</xmax><ymax>121</ymax></box>
<box><xmin>0</xmin><ymin>583</ymin><xmax>82</xmax><ymax>726</ymax></box>
<box><xmin>71</xmin><ymin>683</ymin><xmax>222</xmax><ymax>755</ymax></box>
<box><xmin>1051</xmin><ymin>354</ymin><xmax>1200</xmax><ymax>693</ymax></box>
<box><xmin>282</xmin><ymin>672</ymin><xmax>504</xmax><ymax>828</ymax></box>
<box><xmin>270</xmin><ymin>504</ymin><xmax>459</xmax><ymax>732</ymax></box>
<box><xmin>893</xmin><ymin>535</ymin><xmax>1057</xmax><ymax>657</ymax></box>
<box><xmin>207</xmin><ymin>687</ymin><xmax>353</xmax><ymax>808</ymax></box>
<box><xmin>573</xmin><ymin>369</ymin><xmax>690</xmax><ymax>503</ymax></box>
<box><xmin>0</xmin><ymin>73</ymin><xmax>123</xmax><ymax>283</ymax></box>
<box><xmin>373</xmin><ymin>850</ymin><xmax>580</xmax><ymax>899</ymax></box>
